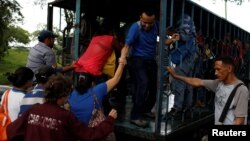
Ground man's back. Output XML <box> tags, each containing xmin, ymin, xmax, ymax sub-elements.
<box><xmin>26</xmin><ymin>42</ymin><xmax>56</xmax><ymax>74</ymax></box>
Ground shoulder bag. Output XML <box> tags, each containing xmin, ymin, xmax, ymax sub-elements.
<box><xmin>88</xmin><ymin>89</ymin><xmax>116</xmax><ymax>141</ymax></box>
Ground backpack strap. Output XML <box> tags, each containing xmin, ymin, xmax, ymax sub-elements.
<box><xmin>218</xmin><ymin>83</ymin><xmax>244</xmax><ymax>124</ymax></box>
<box><xmin>1</xmin><ymin>89</ymin><xmax>10</xmax><ymax>114</ymax></box>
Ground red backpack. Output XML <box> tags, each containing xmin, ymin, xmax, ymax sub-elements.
<box><xmin>0</xmin><ymin>89</ymin><xmax>11</xmax><ymax>141</ymax></box>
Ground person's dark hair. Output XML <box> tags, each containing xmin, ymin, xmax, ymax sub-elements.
<box><xmin>6</xmin><ymin>67</ymin><xmax>34</xmax><ymax>87</ymax></box>
<box><xmin>142</xmin><ymin>8</ymin><xmax>155</xmax><ymax>17</ymax></box>
<box><xmin>44</xmin><ymin>74</ymin><xmax>72</xmax><ymax>103</ymax></box>
<box><xmin>95</xmin><ymin>18</ymin><xmax>117</xmax><ymax>36</ymax></box>
<box><xmin>35</xmin><ymin>66</ymin><xmax>56</xmax><ymax>84</ymax></box>
<box><xmin>75</xmin><ymin>73</ymin><xmax>93</xmax><ymax>94</ymax></box>
<box><xmin>215</xmin><ymin>56</ymin><xmax>236</xmax><ymax>71</ymax></box>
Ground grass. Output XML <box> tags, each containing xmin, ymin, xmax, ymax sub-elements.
<box><xmin>0</xmin><ymin>48</ymin><xmax>29</xmax><ymax>85</ymax></box>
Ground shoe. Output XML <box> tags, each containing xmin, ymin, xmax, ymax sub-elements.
<box><xmin>143</xmin><ymin>112</ymin><xmax>155</xmax><ymax>118</ymax></box>
<box><xmin>130</xmin><ymin>119</ymin><xmax>148</xmax><ymax>128</ymax></box>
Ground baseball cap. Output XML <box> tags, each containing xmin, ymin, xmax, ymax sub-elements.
<box><xmin>38</xmin><ymin>30</ymin><xmax>58</xmax><ymax>42</ymax></box>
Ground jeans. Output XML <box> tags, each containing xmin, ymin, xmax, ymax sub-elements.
<box><xmin>171</xmin><ymin>52</ymin><xmax>198</xmax><ymax>111</ymax></box>
<box><xmin>128</xmin><ymin>57</ymin><xmax>157</xmax><ymax>120</ymax></box>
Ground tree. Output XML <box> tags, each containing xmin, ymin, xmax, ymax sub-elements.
<box><xmin>7</xmin><ymin>25</ymin><xmax>30</xmax><ymax>45</ymax></box>
<box><xmin>0</xmin><ymin>0</ymin><xmax>26</xmax><ymax>61</ymax></box>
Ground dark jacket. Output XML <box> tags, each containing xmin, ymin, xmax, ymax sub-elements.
<box><xmin>7</xmin><ymin>102</ymin><xmax>114</xmax><ymax>141</ymax></box>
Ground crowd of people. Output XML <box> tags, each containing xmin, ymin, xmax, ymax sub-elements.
<box><xmin>1</xmin><ymin>3</ymin><xmax>249</xmax><ymax>141</ymax></box>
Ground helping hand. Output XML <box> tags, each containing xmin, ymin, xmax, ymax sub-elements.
<box><xmin>165</xmin><ymin>66</ymin><xmax>176</xmax><ymax>78</ymax></box>
<box><xmin>108</xmin><ymin>109</ymin><xmax>118</xmax><ymax>119</ymax></box>
<box><xmin>172</xmin><ymin>33</ymin><xmax>180</xmax><ymax>41</ymax></box>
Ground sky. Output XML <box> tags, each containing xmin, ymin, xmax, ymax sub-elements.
<box><xmin>18</xmin><ymin>0</ymin><xmax>49</xmax><ymax>32</ymax></box>
<box><xmin>16</xmin><ymin>0</ymin><xmax>250</xmax><ymax>46</ymax></box>
<box><xmin>16</xmin><ymin>0</ymin><xmax>64</xmax><ymax>46</ymax></box>
<box><xmin>190</xmin><ymin>0</ymin><xmax>250</xmax><ymax>33</ymax></box>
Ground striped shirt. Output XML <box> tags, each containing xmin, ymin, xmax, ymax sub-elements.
<box><xmin>19</xmin><ymin>84</ymin><xmax>45</xmax><ymax>116</ymax></box>
<box><xmin>26</xmin><ymin>42</ymin><xmax>56</xmax><ymax>74</ymax></box>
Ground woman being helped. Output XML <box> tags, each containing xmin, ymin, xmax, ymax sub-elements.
<box><xmin>68</xmin><ymin>46</ymin><xmax>128</xmax><ymax>124</ymax></box>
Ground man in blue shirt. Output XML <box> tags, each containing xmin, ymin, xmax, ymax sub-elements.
<box><xmin>124</xmin><ymin>7</ymin><xmax>159</xmax><ymax>127</ymax></box>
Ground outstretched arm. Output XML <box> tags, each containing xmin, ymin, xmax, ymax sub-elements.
<box><xmin>53</xmin><ymin>61</ymin><xmax>75</xmax><ymax>73</ymax></box>
<box><xmin>166</xmin><ymin>66</ymin><xmax>204</xmax><ymax>87</ymax></box>
<box><xmin>106</xmin><ymin>46</ymin><xmax>129</xmax><ymax>92</ymax></box>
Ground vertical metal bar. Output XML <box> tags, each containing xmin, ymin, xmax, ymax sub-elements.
<box><xmin>243</xmin><ymin>31</ymin><xmax>245</xmax><ymax>42</ymax></box>
<box><xmin>247</xmin><ymin>33</ymin><xmax>250</xmax><ymax>42</ymax></box>
<box><xmin>155</xmin><ymin>0</ymin><xmax>167</xmax><ymax>134</ymax></box>
<box><xmin>74</xmin><ymin>0</ymin><xmax>81</xmax><ymax>60</ymax></box>
<box><xmin>181</xmin><ymin>0</ymin><xmax>185</xmax><ymax>20</ymax></box>
<box><xmin>229</xmin><ymin>22</ymin><xmax>231</xmax><ymax>36</ymax></box>
<box><xmin>206</xmin><ymin>12</ymin><xmax>210</xmax><ymax>37</ymax></box>
<box><xmin>191</xmin><ymin>4</ymin><xmax>194</xmax><ymax>19</ymax></box>
<box><xmin>224</xmin><ymin>21</ymin><xmax>227</xmax><ymax>39</ymax></box>
<box><xmin>238</xmin><ymin>27</ymin><xmax>240</xmax><ymax>39</ymax></box>
<box><xmin>179</xmin><ymin>0</ymin><xmax>185</xmax><ymax>70</ymax></box>
<box><xmin>241</xmin><ymin>30</ymin><xmax>242</xmax><ymax>40</ymax></box>
<box><xmin>233</xmin><ymin>26</ymin><xmax>236</xmax><ymax>38</ymax></box>
<box><xmin>244</xmin><ymin>31</ymin><xmax>246</xmax><ymax>42</ymax></box>
<box><xmin>47</xmin><ymin>4</ymin><xmax>53</xmax><ymax>31</ymax></box>
<box><xmin>240</xmin><ymin>29</ymin><xmax>242</xmax><ymax>40</ymax></box>
<box><xmin>170</xmin><ymin>0</ymin><xmax>174</xmax><ymax>26</ymax></box>
<box><xmin>213</xmin><ymin>16</ymin><xmax>216</xmax><ymax>38</ymax></box>
<box><xmin>246</xmin><ymin>32</ymin><xmax>247</xmax><ymax>42</ymax></box>
<box><xmin>200</xmin><ymin>8</ymin><xmax>203</xmax><ymax>34</ymax></box>
<box><xmin>247</xmin><ymin>32</ymin><xmax>249</xmax><ymax>42</ymax></box>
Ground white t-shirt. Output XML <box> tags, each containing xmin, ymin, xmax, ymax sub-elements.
<box><xmin>1</xmin><ymin>88</ymin><xmax>25</xmax><ymax>121</ymax></box>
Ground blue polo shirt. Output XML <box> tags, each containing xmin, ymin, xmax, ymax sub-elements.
<box><xmin>68</xmin><ymin>83</ymin><xmax>107</xmax><ymax>124</ymax></box>
<box><xmin>125</xmin><ymin>21</ymin><xmax>159</xmax><ymax>60</ymax></box>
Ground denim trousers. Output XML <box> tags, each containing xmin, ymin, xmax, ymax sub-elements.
<box><xmin>171</xmin><ymin>53</ymin><xmax>198</xmax><ymax>111</ymax></box>
<box><xmin>128</xmin><ymin>57</ymin><xmax>157</xmax><ymax>120</ymax></box>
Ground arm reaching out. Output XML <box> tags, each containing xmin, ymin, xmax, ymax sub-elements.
<box><xmin>108</xmin><ymin>109</ymin><xmax>118</xmax><ymax>119</ymax></box>
<box><xmin>166</xmin><ymin>66</ymin><xmax>204</xmax><ymax>87</ymax></box>
<box><xmin>165</xmin><ymin>33</ymin><xmax>180</xmax><ymax>46</ymax></box>
<box><xmin>106</xmin><ymin>46</ymin><xmax>129</xmax><ymax>92</ymax></box>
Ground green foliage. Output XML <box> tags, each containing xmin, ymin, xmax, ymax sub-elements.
<box><xmin>7</xmin><ymin>25</ymin><xmax>30</xmax><ymax>45</ymax></box>
<box><xmin>0</xmin><ymin>48</ymin><xmax>29</xmax><ymax>85</ymax></box>
<box><xmin>0</xmin><ymin>0</ymin><xmax>24</xmax><ymax>61</ymax></box>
